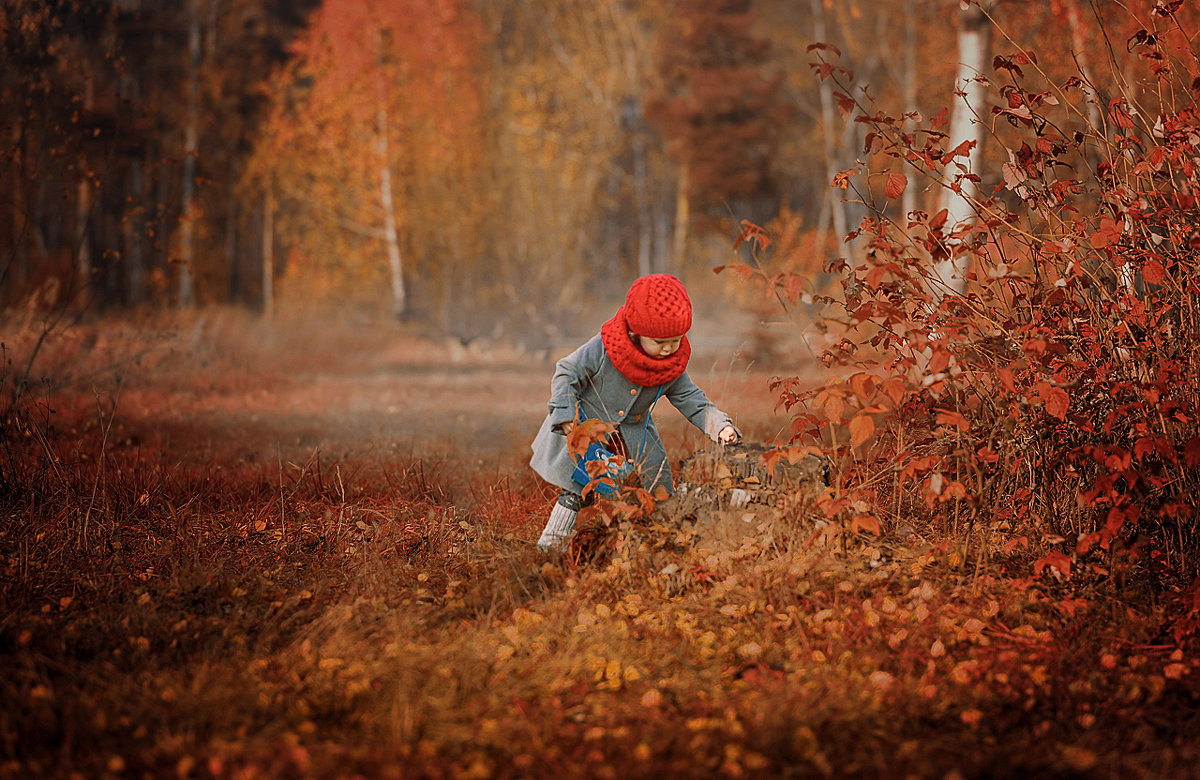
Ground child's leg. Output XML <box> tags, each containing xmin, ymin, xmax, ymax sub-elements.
<box><xmin>537</xmin><ymin>489</ymin><xmax>584</xmax><ymax>552</ymax></box>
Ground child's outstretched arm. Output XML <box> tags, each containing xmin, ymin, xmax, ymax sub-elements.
<box><xmin>663</xmin><ymin>373</ymin><xmax>741</xmax><ymax>444</ymax></box>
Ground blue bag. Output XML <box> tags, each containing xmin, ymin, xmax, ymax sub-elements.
<box><xmin>570</xmin><ymin>386</ymin><xmax>662</xmax><ymax>498</ymax></box>
<box><xmin>571</xmin><ymin>442</ymin><xmax>632</xmax><ymax>498</ymax></box>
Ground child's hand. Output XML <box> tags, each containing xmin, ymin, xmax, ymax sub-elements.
<box><xmin>718</xmin><ymin>425</ymin><xmax>739</xmax><ymax>444</ymax></box>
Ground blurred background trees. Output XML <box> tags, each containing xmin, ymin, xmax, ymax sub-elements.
<box><xmin>2</xmin><ymin>0</ymin><xmax>1194</xmax><ymax>347</ymax></box>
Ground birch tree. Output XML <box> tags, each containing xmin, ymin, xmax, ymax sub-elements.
<box><xmin>934</xmin><ymin>0</ymin><xmax>993</xmax><ymax>295</ymax></box>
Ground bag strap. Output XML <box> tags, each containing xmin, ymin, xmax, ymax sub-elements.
<box><xmin>633</xmin><ymin>384</ymin><xmax>664</xmax><ymax>462</ymax></box>
<box><xmin>574</xmin><ymin>383</ymin><xmax>664</xmax><ymax>463</ymax></box>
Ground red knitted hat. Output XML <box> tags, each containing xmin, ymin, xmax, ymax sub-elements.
<box><xmin>622</xmin><ymin>274</ymin><xmax>692</xmax><ymax>338</ymax></box>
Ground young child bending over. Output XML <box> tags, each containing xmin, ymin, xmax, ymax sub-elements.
<box><xmin>529</xmin><ymin>274</ymin><xmax>739</xmax><ymax>551</ymax></box>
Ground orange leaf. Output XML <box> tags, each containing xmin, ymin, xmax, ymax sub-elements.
<box><xmin>881</xmin><ymin>378</ymin><xmax>906</xmax><ymax>405</ymax></box>
<box><xmin>850</xmin><ymin>372</ymin><xmax>877</xmax><ymax>401</ymax></box>
<box><xmin>849</xmin><ymin>413</ymin><xmax>875</xmax><ymax>446</ymax></box>
<box><xmin>566</xmin><ymin>417</ymin><xmax>618</xmax><ymax>457</ymax></box>
<box><xmin>928</xmin><ymin>346</ymin><xmax>951</xmax><ymax>374</ymax></box>
<box><xmin>850</xmin><ymin>513</ymin><xmax>881</xmax><ymax>535</ymax></box>
<box><xmin>935</xmin><ymin>409</ymin><xmax>970</xmax><ymax>432</ymax></box>
<box><xmin>885</xmin><ymin>172</ymin><xmax>908</xmax><ymax>200</ymax></box>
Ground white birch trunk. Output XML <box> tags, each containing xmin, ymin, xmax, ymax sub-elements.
<box><xmin>934</xmin><ymin>1</ymin><xmax>991</xmax><ymax>295</ymax></box>
<box><xmin>376</xmin><ymin>103</ymin><xmax>406</xmax><ymax>318</ymax></box>
<box><xmin>812</xmin><ymin>0</ymin><xmax>847</xmax><ymax>253</ymax></box>
<box><xmin>902</xmin><ymin>0</ymin><xmax>918</xmax><ymax>221</ymax></box>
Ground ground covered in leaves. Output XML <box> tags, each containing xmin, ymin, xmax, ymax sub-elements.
<box><xmin>2</xmin><ymin>310</ymin><xmax>1199</xmax><ymax>779</ymax></box>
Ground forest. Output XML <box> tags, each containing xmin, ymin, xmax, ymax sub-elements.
<box><xmin>4</xmin><ymin>0</ymin><xmax>1200</xmax><ymax>778</ymax></box>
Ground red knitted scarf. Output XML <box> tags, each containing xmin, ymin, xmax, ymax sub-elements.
<box><xmin>600</xmin><ymin>306</ymin><xmax>691</xmax><ymax>387</ymax></box>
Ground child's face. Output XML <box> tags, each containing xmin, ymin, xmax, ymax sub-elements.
<box><xmin>634</xmin><ymin>333</ymin><xmax>683</xmax><ymax>359</ymax></box>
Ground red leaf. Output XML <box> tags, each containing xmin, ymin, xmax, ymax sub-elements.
<box><xmin>885</xmin><ymin>172</ymin><xmax>908</xmax><ymax>200</ymax></box>
<box><xmin>1040</xmin><ymin>386</ymin><xmax>1070</xmax><ymax>420</ymax></box>
<box><xmin>936</xmin><ymin>409</ymin><xmax>970</xmax><ymax>432</ymax></box>
<box><xmin>996</xmin><ymin>366</ymin><xmax>1016</xmax><ymax>393</ymax></box>
<box><xmin>1090</xmin><ymin>216</ymin><xmax>1123</xmax><ymax>248</ymax></box>
<box><xmin>1034</xmin><ymin>551</ymin><xmax>1072</xmax><ymax>579</ymax></box>
<box><xmin>1185</xmin><ymin>437</ymin><xmax>1200</xmax><ymax>468</ymax></box>
<box><xmin>834</xmin><ymin>91</ymin><xmax>855</xmax><ymax>119</ymax></box>
<box><xmin>949</xmin><ymin>139</ymin><xmax>974</xmax><ymax>158</ymax></box>
<box><xmin>713</xmin><ymin>263</ymin><xmax>757</xmax><ymax>281</ymax></box>
<box><xmin>866</xmin><ymin>264</ymin><xmax>889</xmax><ymax>290</ymax></box>
<box><xmin>928</xmin><ymin>346</ymin><xmax>951</xmax><ymax>374</ymax></box>
<box><xmin>1003</xmin><ymin>536</ymin><xmax>1029</xmax><ymax>555</ymax></box>
<box><xmin>1108</xmin><ymin>103</ymin><xmax>1134</xmax><ymax>129</ymax></box>
<box><xmin>1142</xmin><ymin>259</ymin><xmax>1166</xmax><ymax>285</ymax></box>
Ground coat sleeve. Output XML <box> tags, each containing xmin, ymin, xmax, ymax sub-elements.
<box><xmin>664</xmin><ymin>371</ymin><xmax>739</xmax><ymax>441</ymax></box>
<box><xmin>546</xmin><ymin>335</ymin><xmax>606</xmax><ymax>431</ymax></box>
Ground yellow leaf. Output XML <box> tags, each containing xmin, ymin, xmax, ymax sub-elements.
<box><xmin>737</xmin><ymin>642</ymin><xmax>763</xmax><ymax>659</ymax></box>
<box><xmin>640</xmin><ymin>690</ymin><xmax>663</xmax><ymax>708</ymax></box>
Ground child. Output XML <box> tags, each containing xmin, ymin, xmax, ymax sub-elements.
<box><xmin>530</xmin><ymin>274</ymin><xmax>739</xmax><ymax>552</ymax></box>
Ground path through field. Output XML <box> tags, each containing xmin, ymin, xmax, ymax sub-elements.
<box><xmin>109</xmin><ymin>311</ymin><xmax>794</xmax><ymax>514</ymax></box>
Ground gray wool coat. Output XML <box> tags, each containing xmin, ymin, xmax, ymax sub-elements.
<box><xmin>529</xmin><ymin>334</ymin><xmax>736</xmax><ymax>495</ymax></box>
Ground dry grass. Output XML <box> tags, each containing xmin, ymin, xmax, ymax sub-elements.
<box><xmin>2</xmin><ymin>310</ymin><xmax>1199</xmax><ymax>779</ymax></box>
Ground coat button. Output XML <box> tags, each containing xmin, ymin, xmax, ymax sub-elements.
<box><xmin>630</xmin><ymin>388</ymin><xmax>637</xmax><ymax>395</ymax></box>
<box><xmin>618</xmin><ymin>410</ymin><xmax>625</xmax><ymax>416</ymax></box>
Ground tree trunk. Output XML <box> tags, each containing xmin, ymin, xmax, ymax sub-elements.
<box><xmin>177</xmin><ymin>0</ymin><xmax>201</xmax><ymax>307</ymax></box>
<box><xmin>260</xmin><ymin>188</ymin><xmax>274</xmax><ymax>318</ymax></box>
<box><xmin>934</xmin><ymin>0</ymin><xmax>991</xmax><ymax>295</ymax></box>
<box><xmin>226</xmin><ymin>195</ymin><xmax>239</xmax><ymax>302</ymax></box>
<box><xmin>75</xmin><ymin>71</ymin><xmax>95</xmax><ymax>303</ymax></box>
<box><xmin>377</xmin><ymin>103</ymin><xmax>407</xmax><ymax>318</ymax></box>
<box><xmin>901</xmin><ymin>0</ymin><xmax>918</xmax><ymax>221</ymax></box>
<box><xmin>124</xmin><ymin>158</ymin><xmax>144</xmax><ymax>305</ymax></box>
<box><xmin>671</xmin><ymin>162</ymin><xmax>690</xmax><ymax>274</ymax></box>
<box><xmin>812</xmin><ymin>0</ymin><xmax>847</xmax><ymax>253</ymax></box>
<box><xmin>633</xmin><ymin>127</ymin><xmax>653</xmax><ymax>277</ymax></box>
